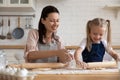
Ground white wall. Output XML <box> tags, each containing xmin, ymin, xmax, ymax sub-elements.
<box><xmin>33</xmin><ymin>0</ymin><xmax>120</xmax><ymax>46</ymax></box>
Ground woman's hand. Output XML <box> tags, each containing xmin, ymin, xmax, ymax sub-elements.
<box><xmin>76</xmin><ymin>60</ymin><xmax>88</xmax><ymax>69</ymax></box>
<box><xmin>57</xmin><ymin>49</ymin><xmax>73</xmax><ymax>63</ymax></box>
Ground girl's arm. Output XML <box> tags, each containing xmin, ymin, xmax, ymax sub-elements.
<box><xmin>108</xmin><ymin>49</ymin><xmax>120</xmax><ymax>62</ymax></box>
<box><xmin>102</xmin><ymin>40</ymin><xmax>120</xmax><ymax>62</ymax></box>
<box><xmin>74</xmin><ymin>47</ymin><xmax>83</xmax><ymax>62</ymax></box>
<box><xmin>74</xmin><ymin>47</ymin><xmax>88</xmax><ymax>69</ymax></box>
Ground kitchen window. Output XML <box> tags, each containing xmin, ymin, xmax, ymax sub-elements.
<box><xmin>21</xmin><ymin>0</ymin><xmax>29</xmax><ymax>4</ymax></box>
<box><xmin>10</xmin><ymin>0</ymin><xmax>19</xmax><ymax>4</ymax></box>
<box><xmin>0</xmin><ymin>0</ymin><xmax>3</xmax><ymax>4</ymax></box>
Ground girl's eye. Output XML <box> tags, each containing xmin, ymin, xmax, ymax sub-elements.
<box><xmin>100</xmin><ymin>34</ymin><xmax>103</xmax><ymax>36</ymax></box>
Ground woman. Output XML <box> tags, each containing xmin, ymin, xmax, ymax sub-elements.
<box><xmin>24</xmin><ymin>5</ymin><xmax>72</xmax><ymax>63</ymax></box>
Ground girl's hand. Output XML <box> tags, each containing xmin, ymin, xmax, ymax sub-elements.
<box><xmin>76</xmin><ymin>60</ymin><xmax>88</xmax><ymax>69</ymax></box>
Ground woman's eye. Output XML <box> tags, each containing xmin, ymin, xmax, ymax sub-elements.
<box><xmin>50</xmin><ymin>20</ymin><xmax>54</xmax><ymax>22</ymax></box>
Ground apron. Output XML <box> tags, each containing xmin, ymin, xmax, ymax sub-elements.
<box><xmin>33</xmin><ymin>41</ymin><xmax>58</xmax><ymax>63</ymax></box>
<box><xmin>82</xmin><ymin>41</ymin><xmax>105</xmax><ymax>63</ymax></box>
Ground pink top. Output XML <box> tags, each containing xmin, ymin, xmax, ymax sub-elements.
<box><xmin>24</xmin><ymin>29</ymin><xmax>65</xmax><ymax>62</ymax></box>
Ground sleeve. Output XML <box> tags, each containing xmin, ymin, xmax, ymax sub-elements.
<box><xmin>59</xmin><ymin>38</ymin><xmax>65</xmax><ymax>49</ymax></box>
<box><xmin>79</xmin><ymin>38</ymin><xmax>86</xmax><ymax>50</ymax></box>
<box><xmin>24</xmin><ymin>29</ymin><xmax>39</xmax><ymax>62</ymax></box>
<box><xmin>102</xmin><ymin>40</ymin><xmax>112</xmax><ymax>53</ymax></box>
<box><xmin>56</xmin><ymin>36</ymin><xmax>65</xmax><ymax>49</ymax></box>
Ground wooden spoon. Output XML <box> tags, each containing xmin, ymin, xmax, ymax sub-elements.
<box><xmin>7</xmin><ymin>18</ymin><xmax>12</xmax><ymax>39</ymax></box>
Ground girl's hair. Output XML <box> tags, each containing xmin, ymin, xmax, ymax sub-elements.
<box><xmin>38</xmin><ymin>5</ymin><xmax>60</xmax><ymax>44</ymax></box>
<box><xmin>86</xmin><ymin>18</ymin><xmax>111</xmax><ymax>51</ymax></box>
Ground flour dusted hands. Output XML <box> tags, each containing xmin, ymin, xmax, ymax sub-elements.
<box><xmin>57</xmin><ymin>49</ymin><xmax>73</xmax><ymax>63</ymax></box>
<box><xmin>76</xmin><ymin>60</ymin><xmax>88</xmax><ymax>69</ymax></box>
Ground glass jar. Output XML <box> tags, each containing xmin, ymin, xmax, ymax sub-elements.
<box><xmin>0</xmin><ymin>50</ymin><xmax>6</xmax><ymax>69</ymax></box>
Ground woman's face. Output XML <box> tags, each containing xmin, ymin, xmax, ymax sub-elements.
<box><xmin>42</xmin><ymin>12</ymin><xmax>59</xmax><ymax>33</ymax></box>
<box><xmin>89</xmin><ymin>26</ymin><xmax>106</xmax><ymax>43</ymax></box>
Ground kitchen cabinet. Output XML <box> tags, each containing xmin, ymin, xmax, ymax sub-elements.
<box><xmin>104</xmin><ymin>4</ymin><xmax>120</xmax><ymax>18</ymax></box>
<box><xmin>0</xmin><ymin>0</ymin><xmax>36</xmax><ymax>12</ymax></box>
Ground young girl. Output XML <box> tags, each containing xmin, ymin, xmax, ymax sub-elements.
<box><xmin>74</xmin><ymin>18</ymin><xmax>120</xmax><ymax>69</ymax></box>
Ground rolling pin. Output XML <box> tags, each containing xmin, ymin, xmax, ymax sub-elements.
<box><xmin>8</xmin><ymin>63</ymin><xmax>66</xmax><ymax>69</ymax></box>
<box><xmin>87</xmin><ymin>61</ymin><xmax>117</xmax><ymax>68</ymax></box>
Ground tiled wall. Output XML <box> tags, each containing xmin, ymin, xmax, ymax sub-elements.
<box><xmin>4</xmin><ymin>49</ymin><xmax>25</xmax><ymax>64</ymax></box>
<box><xmin>1</xmin><ymin>0</ymin><xmax>120</xmax><ymax>63</ymax></box>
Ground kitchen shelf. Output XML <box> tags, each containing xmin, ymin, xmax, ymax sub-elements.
<box><xmin>0</xmin><ymin>6</ymin><xmax>35</xmax><ymax>12</ymax></box>
<box><xmin>105</xmin><ymin>4</ymin><xmax>120</xmax><ymax>9</ymax></box>
<box><xmin>0</xmin><ymin>14</ymin><xmax>35</xmax><ymax>17</ymax></box>
<box><xmin>0</xmin><ymin>45</ymin><xmax>120</xmax><ymax>50</ymax></box>
<box><xmin>0</xmin><ymin>45</ymin><xmax>25</xmax><ymax>49</ymax></box>
<box><xmin>66</xmin><ymin>45</ymin><xmax>120</xmax><ymax>50</ymax></box>
<box><xmin>104</xmin><ymin>4</ymin><xmax>120</xmax><ymax>18</ymax></box>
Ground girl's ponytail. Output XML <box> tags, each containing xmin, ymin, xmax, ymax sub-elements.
<box><xmin>86</xmin><ymin>20</ymin><xmax>92</xmax><ymax>51</ymax></box>
<box><xmin>106</xmin><ymin>20</ymin><xmax>111</xmax><ymax>49</ymax></box>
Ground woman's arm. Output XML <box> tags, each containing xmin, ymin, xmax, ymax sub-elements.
<box><xmin>24</xmin><ymin>29</ymin><xmax>39</xmax><ymax>62</ymax></box>
<box><xmin>25</xmin><ymin>29</ymin><xmax>72</xmax><ymax>63</ymax></box>
<box><xmin>27</xmin><ymin>49</ymin><xmax>72</xmax><ymax>63</ymax></box>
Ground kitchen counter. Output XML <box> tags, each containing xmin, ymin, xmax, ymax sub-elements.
<box><xmin>0</xmin><ymin>68</ymin><xmax>119</xmax><ymax>80</ymax></box>
<box><xmin>34</xmin><ymin>73</ymin><xmax>120</xmax><ymax>80</ymax></box>
<box><xmin>7</xmin><ymin>62</ymin><xmax>120</xmax><ymax>80</ymax></box>
<box><xmin>30</xmin><ymin>69</ymin><xmax>120</xmax><ymax>80</ymax></box>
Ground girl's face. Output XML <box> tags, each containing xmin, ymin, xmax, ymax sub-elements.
<box><xmin>89</xmin><ymin>26</ymin><xmax>106</xmax><ymax>43</ymax></box>
<box><xmin>42</xmin><ymin>12</ymin><xmax>59</xmax><ymax>33</ymax></box>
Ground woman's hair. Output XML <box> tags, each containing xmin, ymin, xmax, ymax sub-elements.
<box><xmin>86</xmin><ymin>18</ymin><xmax>111</xmax><ymax>51</ymax></box>
<box><xmin>38</xmin><ymin>5</ymin><xmax>60</xmax><ymax>44</ymax></box>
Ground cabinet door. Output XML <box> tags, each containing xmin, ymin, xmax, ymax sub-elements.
<box><xmin>0</xmin><ymin>0</ymin><xmax>35</xmax><ymax>12</ymax></box>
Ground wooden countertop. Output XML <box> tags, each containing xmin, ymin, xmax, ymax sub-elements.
<box><xmin>65</xmin><ymin>45</ymin><xmax>120</xmax><ymax>50</ymax></box>
<box><xmin>8</xmin><ymin>62</ymin><xmax>120</xmax><ymax>80</ymax></box>
<box><xmin>34</xmin><ymin>71</ymin><xmax>120</xmax><ymax>80</ymax></box>
<box><xmin>0</xmin><ymin>45</ymin><xmax>120</xmax><ymax>49</ymax></box>
<box><xmin>26</xmin><ymin>67</ymin><xmax>120</xmax><ymax>80</ymax></box>
<box><xmin>0</xmin><ymin>45</ymin><xmax>25</xmax><ymax>49</ymax></box>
